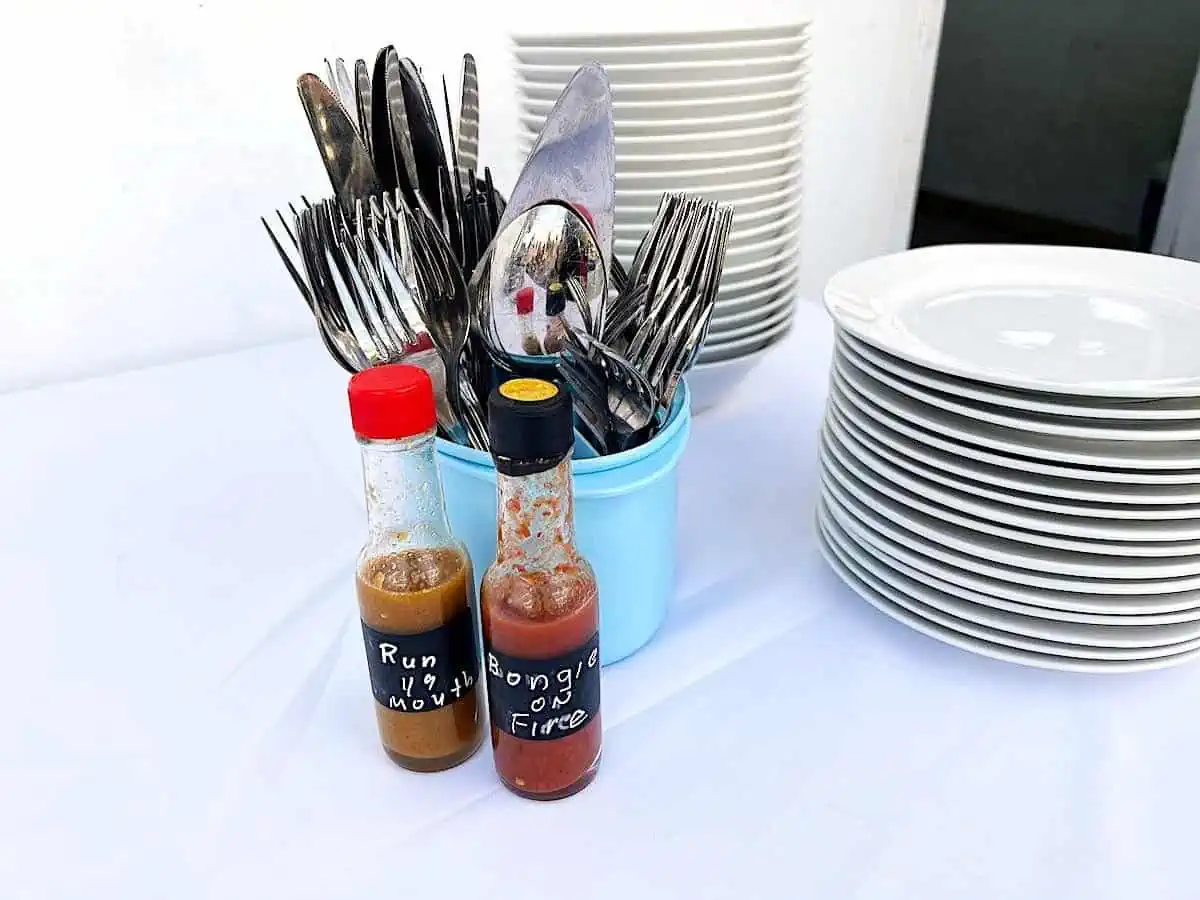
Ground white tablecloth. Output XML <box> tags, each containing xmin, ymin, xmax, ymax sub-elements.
<box><xmin>6</xmin><ymin>301</ymin><xmax>1200</xmax><ymax>899</ymax></box>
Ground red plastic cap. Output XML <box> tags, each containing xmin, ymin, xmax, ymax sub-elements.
<box><xmin>516</xmin><ymin>286</ymin><xmax>535</xmax><ymax>315</ymax></box>
<box><xmin>348</xmin><ymin>364</ymin><xmax>436</xmax><ymax>440</ymax></box>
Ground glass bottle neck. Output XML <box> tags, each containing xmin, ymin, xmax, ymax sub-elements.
<box><xmin>495</xmin><ymin>457</ymin><xmax>577</xmax><ymax>567</ymax></box>
<box><xmin>359</xmin><ymin>430</ymin><xmax>454</xmax><ymax>547</ymax></box>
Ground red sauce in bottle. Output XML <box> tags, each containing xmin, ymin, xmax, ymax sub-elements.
<box><xmin>482</xmin><ymin>564</ymin><xmax>600</xmax><ymax>799</ymax></box>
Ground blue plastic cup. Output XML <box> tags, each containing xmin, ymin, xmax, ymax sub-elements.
<box><xmin>436</xmin><ymin>382</ymin><xmax>691</xmax><ymax>665</ymax></box>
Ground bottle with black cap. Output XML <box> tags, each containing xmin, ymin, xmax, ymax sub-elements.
<box><xmin>480</xmin><ymin>377</ymin><xmax>602</xmax><ymax>800</ymax></box>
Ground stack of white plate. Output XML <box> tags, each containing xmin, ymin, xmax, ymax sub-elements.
<box><xmin>512</xmin><ymin>23</ymin><xmax>810</xmax><ymax>411</ymax></box>
<box><xmin>818</xmin><ymin>244</ymin><xmax>1200</xmax><ymax>673</ymax></box>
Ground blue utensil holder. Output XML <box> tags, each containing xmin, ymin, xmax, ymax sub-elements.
<box><xmin>437</xmin><ymin>382</ymin><xmax>691</xmax><ymax>665</ymax></box>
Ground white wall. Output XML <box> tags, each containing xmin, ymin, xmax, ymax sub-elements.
<box><xmin>0</xmin><ymin>0</ymin><xmax>941</xmax><ymax>392</ymax></box>
<box><xmin>920</xmin><ymin>0</ymin><xmax>1200</xmax><ymax>236</ymax></box>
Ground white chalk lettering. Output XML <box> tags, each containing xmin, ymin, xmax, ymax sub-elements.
<box><xmin>551</xmin><ymin>692</ymin><xmax>572</xmax><ymax>709</ymax></box>
<box><xmin>528</xmin><ymin>673</ymin><xmax>550</xmax><ymax>691</ymax></box>
<box><xmin>450</xmin><ymin>678</ymin><xmax>463</xmax><ymax>699</ymax></box>
<box><xmin>506</xmin><ymin>671</ymin><xmax>521</xmax><ymax>687</ymax></box>
<box><xmin>380</xmin><ymin>643</ymin><xmax>398</xmax><ymax>664</ymax></box>
<box><xmin>412</xmin><ymin>699</ymin><xmax>424</xmax><ymax>711</ymax></box>
<box><xmin>400</xmin><ymin>676</ymin><xmax>414</xmax><ymax>698</ymax></box>
<box><xmin>421</xmin><ymin>655</ymin><xmax>436</xmax><ymax>667</ymax></box>
<box><xmin>556</xmin><ymin>667</ymin><xmax>573</xmax><ymax>690</ymax></box>
<box><xmin>402</xmin><ymin>657</ymin><xmax>417</xmax><ymax>670</ymax></box>
<box><xmin>488</xmin><ymin>653</ymin><xmax>502</xmax><ymax>677</ymax></box>
<box><xmin>567</xmin><ymin>709</ymin><xmax>588</xmax><ymax>729</ymax></box>
<box><xmin>462</xmin><ymin>672</ymin><xmax>474</xmax><ymax>689</ymax></box>
<box><xmin>531</xmin><ymin>696</ymin><xmax>546</xmax><ymax>712</ymax></box>
<box><xmin>510</xmin><ymin>712</ymin><xmax>529</xmax><ymax>734</ymax></box>
<box><xmin>432</xmin><ymin>693</ymin><xmax>445</xmax><ymax>708</ymax></box>
<box><xmin>423</xmin><ymin>673</ymin><xmax>437</xmax><ymax>691</ymax></box>
<box><xmin>388</xmin><ymin>696</ymin><xmax>407</xmax><ymax>710</ymax></box>
<box><xmin>588</xmin><ymin>647</ymin><xmax>599</xmax><ymax>668</ymax></box>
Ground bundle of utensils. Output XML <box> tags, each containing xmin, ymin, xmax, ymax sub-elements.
<box><xmin>263</xmin><ymin>51</ymin><xmax>731</xmax><ymax>456</ymax></box>
<box><xmin>560</xmin><ymin>193</ymin><xmax>731</xmax><ymax>453</ymax></box>
<box><xmin>299</xmin><ymin>50</ymin><xmax>500</xmax><ymax>276</ymax></box>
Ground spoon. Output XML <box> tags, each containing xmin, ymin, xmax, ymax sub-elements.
<box><xmin>478</xmin><ymin>201</ymin><xmax>607</xmax><ymax>366</ymax></box>
<box><xmin>297</xmin><ymin>74</ymin><xmax>382</xmax><ymax>211</ymax></box>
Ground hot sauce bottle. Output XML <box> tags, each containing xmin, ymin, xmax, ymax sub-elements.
<box><xmin>481</xmin><ymin>378</ymin><xmax>602</xmax><ymax>800</ymax></box>
<box><xmin>348</xmin><ymin>364</ymin><xmax>483</xmax><ymax>772</ymax></box>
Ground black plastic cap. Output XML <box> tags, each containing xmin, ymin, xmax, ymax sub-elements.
<box><xmin>546</xmin><ymin>281</ymin><xmax>567</xmax><ymax>316</ymax></box>
<box><xmin>488</xmin><ymin>378</ymin><xmax>574</xmax><ymax>475</ymax></box>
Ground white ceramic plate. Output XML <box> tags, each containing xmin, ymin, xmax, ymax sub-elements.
<box><xmin>711</xmin><ymin>287</ymin><xmax>796</xmax><ymax>328</ymax></box>
<box><xmin>722</xmin><ymin>223</ymin><xmax>800</xmax><ymax>258</ymax></box>
<box><xmin>821</xmin><ymin>425</ymin><xmax>1200</xmax><ymax>548</ymax></box>
<box><xmin>520</xmin><ymin>136</ymin><xmax>803</xmax><ymax>170</ymax></box>
<box><xmin>825</xmin><ymin>244</ymin><xmax>1200</xmax><ymax>399</ymax></box>
<box><xmin>817</xmin><ymin>481</ymin><xmax>1200</xmax><ymax>624</ymax></box>
<box><xmin>819</xmin><ymin>472</ymin><xmax>1200</xmax><ymax>601</ymax></box>
<box><xmin>512</xmin><ymin>23</ymin><xmax>809</xmax><ymax>49</ymax></box>
<box><xmin>822</xmin><ymin>506</ymin><xmax>1200</xmax><ymax>649</ymax></box>
<box><xmin>698</xmin><ymin>316</ymin><xmax>793</xmax><ymax>362</ymax></box>
<box><xmin>718</xmin><ymin>244</ymin><xmax>798</xmax><ymax>283</ymax></box>
<box><xmin>719</xmin><ymin>265</ymin><xmax>801</xmax><ymax>303</ymax></box>
<box><xmin>613</xmin><ymin>151</ymin><xmax>803</xmax><ymax>190</ymax></box>
<box><xmin>620</xmin><ymin>230</ymin><xmax>797</xmax><ymax>272</ymax></box>
<box><xmin>828</xmin><ymin>375</ymin><xmax>1200</xmax><ymax>495</ymax></box>
<box><xmin>615</xmin><ymin>202</ymin><xmax>802</xmax><ymax>247</ymax></box>
<box><xmin>527</xmin><ymin>118</ymin><xmax>801</xmax><ymax>152</ymax></box>
<box><xmin>516</xmin><ymin>54</ymin><xmax>806</xmax><ymax>83</ymax></box>
<box><xmin>520</xmin><ymin>86</ymin><xmax>803</xmax><ymax>117</ymax></box>
<box><xmin>837</xmin><ymin>336</ymin><xmax>1200</xmax><ymax>441</ymax></box>
<box><xmin>823</xmin><ymin>484</ymin><xmax>1200</xmax><ymax>616</ymax></box>
<box><xmin>617</xmin><ymin>186</ymin><xmax>801</xmax><ymax>225</ymax></box>
<box><xmin>714</xmin><ymin>267</ymin><xmax>800</xmax><ymax>308</ymax></box>
<box><xmin>839</xmin><ymin>331</ymin><xmax>1200</xmax><ymax>422</ymax></box>
<box><xmin>517</xmin><ymin>71</ymin><xmax>805</xmax><ymax>101</ymax></box>
<box><xmin>819</xmin><ymin>455</ymin><xmax>1200</xmax><ymax>581</ymax></box>
<box><xmin>639</xmin><ymin>225</ymin><xmax>798</xmax><ymax>272</ymax></box>
<box><xmin>707</xmin><ymin>297</ymin><xmax>795</xmax><ymax>340</ymax></box>
<box><xmin>522</xmin><ymin>98</ymin><xmax>806</xmax><ymax>137</ymax></box>
<box><xmin>824</xmin><ymin>399</ymin><xmax>1200</xmax><ymax>518</ymax></box>
<box><xmin>834</xmin><ymin>353</ymin><xmax>1200</xmax><ymax>470</ymax></box>
<box><xmin>616</xmin><ymin>166</ymin><xmax>799</xmax><ymax>203</ymax></box>
<box><xmin>513</xmin><ymin>42</ymin><xmax>809</xmax><ymax>70</ymax></box>
<box><xmin>817</xmin><ymin>506</ymin><xmax>1200</xmax><ymax>671</ymax></box>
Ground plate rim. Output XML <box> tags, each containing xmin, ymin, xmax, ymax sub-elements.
<box><xmin>824</xmin><ymin>398</ymin><xmax>1200</xmax><ymax>518</ymax></box>
<box><xmin>837</xmin><ymin>334</ymin><xmax>1200</xmax><ymax>441</ymax></box>
<box><xmin>834</xmin><ymin>351</ymin><xmax>1200</xmax><ymax>470</ymax></box>
<box><xmin>821</xmin><ymin>423</ymin><xmax>1200</xmax><ymax>548</ymax></box>
<box><xmin>819</xmin><ymin>479</ymin><xmax>1200</xmax><ymax>625</ymax></box>
<box><xmin>817</xmin><ymin>505</ymin><xmax>1200</xmax><ymax>671</ymax></box>
<box><xmin>829</xmin><ymin>368</ymin><xmax>1200</xmax><ymax>487</ymax></box>
<box><xmin>825</xmin><ymin>244</ymin><xmax>1200</xmax><ymax>399</ymax></box>
<box><xmin>840</xmin><ymin>330</ymin><xmax>1200</xmax><ymax>421</ymax></box>
<box><xmin>821</xmin><ymin>504</ymin><xmax>1200</xmax><ymax>650</ymax></box>
<box><xmin>819</xmin><ymin>454</ymin><xmax>1200</xmax><ymax>584</ymax></box>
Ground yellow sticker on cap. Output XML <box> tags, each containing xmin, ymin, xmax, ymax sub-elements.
<box><xmin>499</xmin><ymin>378</ymin><xmax>559</xmax><ymax>402</ymax></box>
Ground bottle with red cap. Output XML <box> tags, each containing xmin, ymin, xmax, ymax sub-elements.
<box><xmin>348</xmin><ymin>364</ymin><xmax>483</xmax><ymax>771</ymax></box>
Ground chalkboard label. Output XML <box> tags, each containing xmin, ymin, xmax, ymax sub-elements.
<box><xmin>360</xmin><ymin>611</ymin><xmax>479</xmax><ymax>713</ymax></box>
<box><xmin>486</xmin><ymin>633</ymin><xmax>601</xmax><ymax>741</ymax></box>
